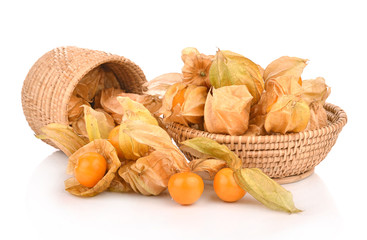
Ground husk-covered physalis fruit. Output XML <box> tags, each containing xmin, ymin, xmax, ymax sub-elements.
<box><xmin>301</xmin><ymin>77</ymin><xmax>330</xmax><ymax>106</ymax></box>
<box><xmin>109</xmin><ymin>97</ymin><xmax>158</xmax><ymax>161</ymax></box>
<box><xmin>306</xmin><ymin>101</ymin><xmax>328</xmax><ymax>130</ymax></box>
<box><xmin>251</xmin><ymin>75</ymin><xmax>304</xmax><ymax>119</ymax></box>
<box><xmin>73</xmin><ymin>67</ymin><xmax>105</xmax><ymax>102</ymax></box>
<box><xmin>181</xmin><ymin>137</ymin><xmax>301</xmax><ymax>213</ymax></box>
<box><xmin>117</xmin><ymin>97</ymin><xmax>158</xmax><ymax>125</ymax></box>
<box><xmin>99</xmin><ymin>88</ymin><xmax>162</xmax><ymax>123</ymax></box>
<box><xmin>117</xmin><ymin>121</ymin><xmax>190</xmax><ymax>196</ymax></box>
<box><xmin>160</xmin><ymin>82</ymin><xmax>208</xmax><ymax>126</ymax></box>
<box><xmin>181</xmin><ymin>47</ymin><xmax>213</xmax><ymax>87</ymax></box>
<box><xmin>143</xmin><ymin>73</ymin><xmax>183</xmax><ymax>97</ymax></box>
<box><xmin>118</xmin><ymin>123</ymin><xmax>150</xmax><ymax>161</ymax></box>
<box><xmin>37</xmin><ymin>123</ymin><xmax>88</xmax><ymax>156</ymax></box>
<box><xmin>72</xmin><ymin>107</ymin><xmax>115</xmax><ymax>139</ymax></box>
<box><xmin>64</xmin><ymin>139</ymin><xmax>121</xmax><ymax>197</ymax></box>
<box><xmin>265</xmin><ymin>75</ymin><xmax>303</xmax><ymax>96</ymax></box>
<box><xmin>204</xmin><ymin>85</ymin><xmax>253</xmax><ymax>136</ymax></box>
<box><xmin>263</xmin><ymin>56</ymin><xmax>308</xmax><ymax>83</ymax></box>
<box><xmin>302</xmin><ymin>77</ymin><xmax>331</xmax><ymax>130</ymax></box>
<box><xmin>209</xmin><ymin>49</ymin><xmax>264</xmax><ymax>104</ymax></box>
<box><xmin>265</xmin><ymin>95</ymin><xmax>310</xmax><ymax>134</ymax></box>
<box><xmin>83</xmin><ymin>105</ymin><xmax>115</xmax><ymax>142</ymax></box>
<box><xmin>67</xmin><ymin>95</ymin><xmax>90</xmax><ymax>122</ymax></box>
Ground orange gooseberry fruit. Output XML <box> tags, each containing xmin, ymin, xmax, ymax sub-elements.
<box><xmin>172</xmin><ymin>88</ymin><xmax>187</xmax><ymax>108</ymax></box>
<box><xmin>108</xmin><ymin>126</ymin><xmax>124</xmax><ymax>159</ymax></box>
<box><xmin>74</xmin><ymin>152</ymin><xmax>107</xmax><ymax>188</ymax></box>
<box><xmin>213</xmin><ymin>168</ymin><xmax>246</xmax><ymax>202</ymax></box>
<box><xmin>168</xmin><ymin>172</ymin><xmax>204</xmax><ymax>205</ymax></box>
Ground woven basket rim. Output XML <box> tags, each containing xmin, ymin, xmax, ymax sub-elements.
<box><xmin>165</xmin><ymin>102</ymin><xmax>347</xmax><ymax>144</ymax></box>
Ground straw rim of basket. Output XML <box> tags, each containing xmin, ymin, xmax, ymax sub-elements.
<box><xmin>165</xmin><ymin>103</ymin><xmax>347</xmax><ymax>144</ymax></box>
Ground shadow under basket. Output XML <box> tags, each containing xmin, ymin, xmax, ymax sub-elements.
<box><xmin>165</xmin><ymin>103</ymin><xmax>347</xmax><ymax>184</ymax></box>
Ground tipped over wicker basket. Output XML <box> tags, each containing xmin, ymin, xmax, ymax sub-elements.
<box><xmin>165</xmin><ymin>103</ymin><xmax>347</xmax><ymax>184</ymax></box>
<box><xmin>21</xmin><ymin>46</ymin><xmax>147</xmax><ymax>148</ymax></box>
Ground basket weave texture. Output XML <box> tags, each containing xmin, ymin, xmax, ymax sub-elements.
<box><xmin>22</xmin><ymin>46</ymin><xmax>147</xmax><ymax>148</ymax></box>
<box><xmin>165</xmin><ymin>103</ymin><xmax>347</xmax><ymax>183</ymax></box>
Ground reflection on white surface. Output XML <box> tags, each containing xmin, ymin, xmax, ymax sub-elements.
<box><xmin>27</xmin><ymin>151</ymin><xmax>343</xmax><ymax>240</ymax></box>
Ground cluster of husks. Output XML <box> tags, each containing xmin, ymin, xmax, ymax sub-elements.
<box><xmin>155</xmin><ymin>48</ymin><xmax>330</xmax><ymax>136</ymax></box>
<box><xmin>38</xmin><ymin>66</ymin><xmax>226</xmax><ymax>197</ymax></box>
<box><xmin>36</xmin><ymin>52</ymin><xmax>306</xmax><ymax>213</ymax></box>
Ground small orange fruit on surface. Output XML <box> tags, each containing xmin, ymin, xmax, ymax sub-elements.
<box><xmin>75</xmin><ymin>152</ymin><xmax>107</xmax><ymax>188</ymax></box>
<box><xmin>108</xmin><ymin>126</ymin><xmax>124</xmax><ymax>159</ymax></box>
<box><xmin>168</xmin><ymin>172</ymin><xmax>204</xmax><ymax>205</ymax></box>
<box><xmin>213</xmin><ymin>168</ymin><xmax>246</xmax><ymax>202</ymax></box>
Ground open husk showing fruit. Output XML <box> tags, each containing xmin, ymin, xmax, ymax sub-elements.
<box><xmin>64</xmin><ymin>139</ymin><xmax>121</xmax><ymax>197</ymax></box>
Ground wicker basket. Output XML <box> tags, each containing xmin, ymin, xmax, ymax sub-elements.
<box><xmin>21</xmin><ymin>46</ymin><xmax>147</xmax><ymax>148</ymax></box>
<box><xmin>165</xmin><ymin>103</ymin><xmax>347</xmax><ymax>184</ymax></box>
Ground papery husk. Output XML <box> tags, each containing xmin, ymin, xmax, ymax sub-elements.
<box><xmin>101</xmin><ymin>67</ymin><xmax>121</xmax><ymax>90</ymax></box>
<box><xmin>121</xmin><ymin>121</ymin><xmax>189</xmax><ymax>172</ymax></box>
<box><xmin>250</xmin><ymin>74</ymin><xmax>304</xmax><ymax>126</ymax></box>
<box><xmin>160</xmin><ymin>82</ymin><xmax>188</xmax><ymax>126</ymax></box>
<box><xmin>204</xmin><ymin>85</ymin><xmax>253</xmax><ymax>136</ymax></box>
<box><xmin>189</xmin><ymin>158</ymin><xmax>226</xmax><ymax>180</ymax></box>
<box><xmin>64</xmin><ymin>139</ymin><xmax>121</xmax><ymax>197</ymax></box>
<box><xmin>181</xmin><ymin>85</ymin><xmax>208</xmax><ymax>124</ymax></box>
<box><xmin>181</xmin><ymin>47</ymin><xmax>213</xmax><ymax>87</ymax></box>
<box><xmin>160</xmin><ymin>83</ymin><xmax>207</xmax><ymax>126</ymax></box>
<box><xmin>301</xmin><ymin>77</ymin><xmax>330</xmax><ymax>106</ymax></box>
<box><xmin>118</xmin><ymin>122</ymin><xmax>150</xmax><ymax>161</ymax></box>
<box><xmin>180</xmin><ymin>137</ymin><xmax>242</xmax><ymax>170</ymax></box>
<box><xmin>71</xmin><ymin>116</ymin><xmax>88</xmax><ymax>137</ymax></box>
<box><xmin>256</xmin><ymin>56</ymin><xmax>307</xmax><ymax>114</ymax></box>
<box><xmin>306</xmin><ymin>101</ymin><xmax>328</xmax><ymax>131</ymax></box>
<box><xmin>119</xmin><ymin>151</ymin><xmax>177</xmax><ymax>195</ymax></box>
<box><xmin>144</xmin><ymin>73</ymin><xmax>183</xmax><ymax>97</ymax></box>
<box><xmin>37</xmin><ymin>123</ymin><xmax>88</xmax><ymax>156</ymax></box>
<box><xmin>302</xmin><ymin>77</ymin><xmax>330</xmax><ymax>131</ymax></box>
<box><xmin>67</xmin><ymin>95</ymin><xmax>90</xmax><ymax>122</ymax></box>
<box><xmin>83</xmin><ymin>105</ymin><xmax>115</xmax><ymax>141</ymax></box>
<box><xmin>118</xmin><ymin>121</ymin><xmax>190</xmax><ymax>195</ymax></box>
<box><xmin>117</xmin><ymin>97</ymin><xmax>158</xmax><ymax>125</ymax></box>
<box><xmin>73</xmin><ymin>67</ymin><xmax>104</xmax><ymax>102</ymax></box>
<box><xmin>209</xmin><ymin>50</ymin><xmax>264</xmax><ymax>104</ymax></box>
<box><xmin>181</xmin><ymin>137</ymin><xmax>301</xmax><ymax>213</ymax></box>
<box><xmin>116</xmin><ymin>97</ymin><xmax>158</xmax><ymax>160</ymax></box>
<box><xmin>245</xmin><ymin>114</ymin><xmax>267</xmax><ymax>136</ymax></box>
<box><xmin>265</xmin><ymin>95</ymin><xmax>310</xmax><ymax>134</ymax></box>
<box><xmin>263</xmin><ymin>56</ymin><xmax>308</xmax><ymax>83</ymax></box>
<box><xmin>257</xmin><ymin>64</ymin><xmax>265</xmax><ymax>78</ymax></box>
<box><xmin>99</xmin><ymin>88</ymin><xmax>162</xmax><ymax>122</ymax></box>
<box><xmin>98</xmin><ymin>88</ymin><xmax>125</xmax><ymax>114</ymax></box>
<box><xmin>265</xmin><ymin>75</ymin><xmax>303</xmax><ymax>97</ymax></box>
<box><xmin>249</xmin><ymin>90</ymin><xmax>277</xmax><ymax>119</ymax></box>
<box><xmin>72</xmin><ymin>108</ymin><xmax>115</xmax><ymax>138</ymax></box>
<box><xmin>108</xmin><ymin>171</ymin><xmax>133</xmax><ymax>193</ymax></box>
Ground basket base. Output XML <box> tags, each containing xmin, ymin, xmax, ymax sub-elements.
<box><xmin>273</xmin><ymin>169</ymin><xmax>314</xmax><ymax>185</ymax></box>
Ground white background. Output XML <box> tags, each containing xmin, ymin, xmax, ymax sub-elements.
<box><xmin>1</xmin><ymin>1</ymin><xmax>366</xmax><ymax>239</ymax></box>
